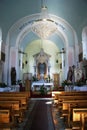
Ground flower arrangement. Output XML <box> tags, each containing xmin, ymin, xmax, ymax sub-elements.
<box><xmin>62</xmin><ymin>80</ymin><xmax>73</xmax><ymax>87</ymax></box>
<box><xmin>32</xmin><ymin>76</ymin><xmax>38</xmax><ymax>81</ymax></box>
<box><xmin>39</xmin><ymin>85</ymin><xmax>47</xmax><ymax>95</ymax></box>
<box><xmin>0</xmin><ymin>82</ymin><xmax>7</xmax><ymax>88</ymax></box>
<box><xmin>74</xmin><ymin>79</ymin><xmax>85</xmax><ymax>86</ymax></box>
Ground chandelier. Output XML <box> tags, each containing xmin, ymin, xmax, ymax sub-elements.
<box><xmin>32</xmin><ymin>1</ymin><xmax>57</xmax><ymax>39</ymax></box>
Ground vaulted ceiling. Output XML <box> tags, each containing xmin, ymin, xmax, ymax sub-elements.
<box><xmin>0</xmin><ymin>0</ymin><xmax>87</xmax><ymax>50</ymax></box>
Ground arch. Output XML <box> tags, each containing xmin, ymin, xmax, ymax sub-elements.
<box><xmin>82</xmin><ymin>26</ymin><xmax>87</xmax><ymax>60</ymax></box>
<box><xmin>5</xmin><ymin>13</ymin><xmax>78</xmax><ymax>84</ymax></box>
<box><xmin>0</xmin><ymin>27</ymin><xmax>2</xmax><ymax>53</ymax></box>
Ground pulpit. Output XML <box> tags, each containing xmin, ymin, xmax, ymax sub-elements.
<box><xmin>25</xmin><ymin>79</ymin><xmax>31</xmax><ymax>91</ymax></box>
<box><xmin>23</xmin><ymin>73</ymin><xmax>32</xmax><ymax>91</ymax></box>
<box><xmin>53</xmin><ymin>73</ymin><xmax>60</xmax><ymax>87</ymax></box>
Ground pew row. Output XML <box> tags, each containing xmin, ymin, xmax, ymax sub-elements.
<box><xmin>0</xmin><ymin>109</ymin><xmax>14</xmax><ymax>130</ymax></box>
<box><xmin>0</xmin><ymin>91</ymin><xmax>30</xmax><ymax>100</ymax></box>
<box><xmin>62</xmin><ymin>100</ymin><xmax>87</xmax><ymax>128</ymax></box>
<box><xmin>72</xmin><ymin>108</ymin><xmax>87</xmax><ymax>130</ymax></box>
<box><xmin>52</xmin><ymin>91</ymin><xmax>87</xmax><ymax>102</ymax></box>
<box><xmin>0</xmin><ymin>92</ymin><xmax>30</xmax><ymax>129</ymax></box>
<box><xmin>52</xmin><ymin>91</ymin><xmax>87</xmax><ymax>129</ymax></box>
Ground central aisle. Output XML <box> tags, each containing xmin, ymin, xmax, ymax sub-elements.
<box><xmin>23</xmin><ymin>98</ymin><xmax>55</xmax><ymax>130</ymax></box>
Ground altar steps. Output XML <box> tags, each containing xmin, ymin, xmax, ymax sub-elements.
<box><xmin>30</xmin><ymin>91</ymin><xmax>52</xmax><ymax>98</ymax></box>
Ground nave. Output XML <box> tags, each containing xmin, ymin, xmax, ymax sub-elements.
<box><xmin>0</xmin><ymin>90</ymin><xmax>87</xmax><ymax>130</ymax></box>
<box><xmin>0</xmin><ymin>92</ymin><xmax>65</xmax><ymax>130</ymax></box>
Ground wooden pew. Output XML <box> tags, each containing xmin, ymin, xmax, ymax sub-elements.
<box><xmin>52</xmin><ymin>91</ymin><xmax>87</xmax><ymax>103</ymax></box>
<box><xmin>61</xmin><ymin>100</ymin><xmax>87</xmax><ymax>128</ymax></box>
<box><xmin>0</xmin><ymin>96</ymin><xmax>27</xmax><ymax>109</ymax></box>
<box><xmin>0</xmin><ymin>92</ymin><xmax>30</xmax><ymax>129</ymax></box>
<box><xmin>0</xmin><ymin>92</ymin><xmax>29</xmax><ymax>109</ymax></box>
<box><xmin>52</xmin><ymin>91</ymin><xmax>87</xmax><ymax>129</ymax></box>
<box><xmin>0</xmin><ymin>108</ymin><xmax>14</xmax><ymax>130</ymax></box>
<box><xmin>72</xmin><ymin>108</ymin><xmax>87</xmax><ymax>130</ymax></box>
<box><xmin>0</xmin><ymin>100</ymin><xmax>21</xmax><ymax>124</ymax></box>
<box><xmin>0</xmin><ymin>96</ymin><xmax>28</xmax><ymax>122</ymax></box>
<box><xmin>58</xmin><ymin>95</ymin><xmax>87</xmax><ymax>109</ymax></box>
<box><xmin>0</xmin><ymin>91</ymin><xmax>30</xmax><ymax>101</ymax></box>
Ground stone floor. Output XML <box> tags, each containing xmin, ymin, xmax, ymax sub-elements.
<box><xmin>52</xmin><ymin>102</ymin><xmax>66</xmax><ymax>130</ymax></box>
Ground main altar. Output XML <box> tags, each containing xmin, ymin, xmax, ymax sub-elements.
<box><xmin>33</xmin><ymin>48</ymin><xmax>51</xmax><ymax>79</ymax></box>
<box><xmin>31</xmin><ymin>48</ymin><xmax>54</xmax><ymax>91</ymax></box>
<box><xmin>31</xmin><ymin>80</ymin><xmax>54</xmax><ymax>91</ymax></box>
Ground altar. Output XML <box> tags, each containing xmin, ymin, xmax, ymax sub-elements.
<box><xmin>31</xmin><ymin>80</ymin><xmax>54</xmax><ymax>91</ymax></box>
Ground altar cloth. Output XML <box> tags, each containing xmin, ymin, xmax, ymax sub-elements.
<box><xmin>31</xmin><ymin>81</ymin><xmax>54</xmax><ymax>91</ymax></box>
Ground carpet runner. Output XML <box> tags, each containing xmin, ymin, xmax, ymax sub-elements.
<box><xmin>23</xmin><ymin>99</ymin><xmax>55</xmax><ymax>130</ymax></box>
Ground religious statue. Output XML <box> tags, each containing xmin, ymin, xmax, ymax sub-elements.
<box><xmin>67</xmin><ymin>66</ymin><xmax>73</xmax><ymax>82</ymax></box>
<box><xmin>11</xmin><ymin>67</ymin><xmax>16</xmax><ymax>85</ymax></box>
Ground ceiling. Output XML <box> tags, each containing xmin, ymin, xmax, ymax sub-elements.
<box><xmin>0</xmin><ymin>0</ymin><xmax>87</xmax><ymax>50</ymax></box>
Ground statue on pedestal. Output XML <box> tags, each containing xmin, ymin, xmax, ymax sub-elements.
<box><xmin>67</xmin><ymin>66</ymin><xmax>73</xmax><ymax>82</ymax></box>
<box><xmin>11</xmin><ymin>67</ymin><xmax>16</xmax><ymax>85</ymax></box>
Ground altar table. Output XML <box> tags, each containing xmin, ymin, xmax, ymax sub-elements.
<box><xmin>31</xmin><ymin>81</ymin><xmax>54</xmax><ymax>91</ymax></box>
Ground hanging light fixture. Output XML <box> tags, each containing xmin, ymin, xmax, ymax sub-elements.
<box><xmin>32</xmin><ymin>0</ymin><xmax>57</xmax><ymax>39</ymax></box>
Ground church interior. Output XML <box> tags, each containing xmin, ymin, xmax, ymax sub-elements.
<box><xmin>0</xmin><ymin>0</ymin><xmax>87</xmax><ymax>130</ymax></box>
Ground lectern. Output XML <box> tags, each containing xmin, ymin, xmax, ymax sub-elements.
<box><xmin>23</xmin><ymin>73</ymin><xmax>32</xmax><ymax>91</ymax></box>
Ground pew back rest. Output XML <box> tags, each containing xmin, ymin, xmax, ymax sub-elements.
<box><xmin>73</xmin><ymin>108</ymin><xmax>87</xmax><ymax>121</ymax></box>
<box><xmin>0</xmin><ymin>109</ymin><xmax>10</xmax><ymax>123</ymax></box>
<box><xmin>0</xmin><ymin>96</ymin><xmax>27</xmax><ymax>106</ymax></box>
<box><xmin>0</xmin><ymin>101</ymin><xmax>20</xmax><ymax>111</ymax></box>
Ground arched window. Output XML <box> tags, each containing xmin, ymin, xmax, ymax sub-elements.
<box><xmin>0</xmin><ymin>28</ymin><xmax>2</xmax><ymax>60</ymax></box>
<box><xmin>82</xmin><ymin>26</ymin><xmax>87</xmax><ymax>60</ymax></box>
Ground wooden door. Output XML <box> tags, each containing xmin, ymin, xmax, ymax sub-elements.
<box><xmin>53</xmin><ymin>73</ymin><xmax>59</xmax><ymax>87</ymax></box>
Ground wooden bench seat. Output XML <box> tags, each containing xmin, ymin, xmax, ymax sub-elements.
<box><xmin>0</xmin><ymin>96</ymin><xmax>27</xmax><ymax>109</ymax></box>
<box><xmin>52</xmin><ymin>91</ymin><xmax>87</xmax><ymax>102</ymax></box>
<box><xmin>72</xmin><ymin>108</ymin><xmax>87</xmax><ymax>130</ymax></box>
<box><xmin>0</xmin><ymin>109</ymin><xmax>14</xmax><ymax>130</ymax></box>
<box><xmin>61</xmin><ymin>100</ymin><xmax>87</xmax><ymax>128</ymax></box>
<box><xmin>0</xmin><ymin>92</ymin><xmax>30</xmax><ymax>129</ymax></box>
<box><xmin>52</xmin><ymin>91</ymin><xmax>87</xmax><ymax>129</ymax></box>
<box><xmin>0</xmin><ymin>91</ymin><xmax>30</xmax><ymax>101</ymax></box>
<box><xmin>0</xmin><ymin>96</ymin><xmax>28</xmax><ymax>123</ymax></box>
<box><xmin>0</xmin><ymin>100</ymin><xmax>21</xmax><ymax>120</ymax></box>
<box><xmin>58</xmin><ymin>95</ymin><xmax>87</xmax><ymax>108</ymax></box>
